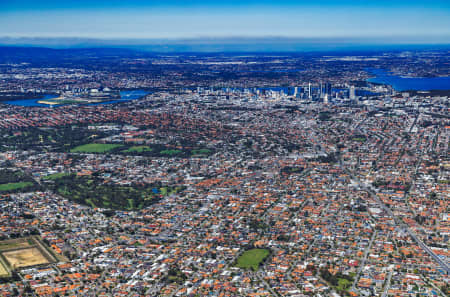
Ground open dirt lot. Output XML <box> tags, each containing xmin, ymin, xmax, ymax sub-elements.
<box><xmin>3</xmin><ymin>247</ymin><xmax>49</xmax><ymax>269</ymax></box>
<box><xmin>0</xmin><ymin>262</ymin><xmax>8</xmax><ymax>277</ymax></box>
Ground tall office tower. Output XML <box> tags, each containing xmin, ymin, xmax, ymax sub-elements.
<box><xmin>308</xmin><ymin>83</ymin><xmax>312</xmax><ymax>99</ymax></box>
<box><xmin>323</xmin><ymin>93</ymin><xmax>329</xmax><ymax>104</ymax></box>
<box><xmin>319</xmin><ymin>82</ymin><xmax>323</xmax><ymax>98</ymax></box>
<box><xmin>325</xmin><ymin>83</ymin><xmax>332</xmax><ymax>96</ymax></box>
<box><xmin>294</xmin><ymin>86</ymin><xmax>298</xmax><ymax>97</ymax></box>
<box><xmin>350</xmin><ymin>86</ymin><xmax>356</xmax><ymax>100</ymax></box>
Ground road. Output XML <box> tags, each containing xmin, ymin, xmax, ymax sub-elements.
<box><xmin>348</xmin><ymin>172</ymin><xmax>449</xmax><ymax>275</ymax></box>
<box><xmin>351</xmin><ymin>230</ymin><xmax>378</xmax><ymax>292</ymax></box>
<box><xmin>308</xmin><ymin>122</ymin><xmax>449</xmax><ymax>276</ymax></box>
<box><xmin>381</xmin><ymin>268</ymin><xmax>393</xmax><ymax>297</ymax></box>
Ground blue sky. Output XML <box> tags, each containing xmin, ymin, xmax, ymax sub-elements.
<box><xmin>1</xmin><ymin>0</ymin><xmax>450</xmax><ymax>40</ymax></box>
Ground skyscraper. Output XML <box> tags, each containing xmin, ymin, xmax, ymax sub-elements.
<box><xmin>325</xmin><ymin>83</ymin><xmax>332</xmax><ymax>96</ymax></box>
<box><xmin>350</xmin><ymin>86</ymin><xmax>356</xmax><ymax>100</ymax></box>
<box><xmin>308</xmin><ymin>83</ymin><xmax>312</xmax><ymax>99</ymax></box>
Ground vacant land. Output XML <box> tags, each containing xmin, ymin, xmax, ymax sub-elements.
<box><xmin>3</xmin><ymin>248</ymin><xmax>49</xmax><ymax>269</ymax></box>
<box><xmin>0</xmin><ymin>182</ymin><xmax>34</xmax><ymax>192</ymax></box>
<box><xmin>0</xmin><ymin>261</ymin><xmax>8</xmax><ymax>277</ymax></box>
<box><xmin>0</xmin><ymin>237</ymin><xmax>63</xmax><ymax>275</ymax></box>
<box><xmin>70</xmin><ymin>143</ymin><xmax>123</xmax><ymax>153</ymax></box>
<box><xmin>0</xmin><ymin>238</ymin><xmax>32</xmax><ymax>251</ymax></box>
<box><xmin>236</xmin><ymin>248</ymin><xmax>270</xmax><ymax>271</ymax></box>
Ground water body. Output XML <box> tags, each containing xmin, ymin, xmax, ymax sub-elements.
<box><xmin>367</xmin><ymin>68</ymin><xmax>450</xmax><ymax>91</ymax></box>
<box><xmin>91</xmin><ymin>90</ymin><xmax>149</xmax><ymax>105</ymax></box>
<box><xmin>3</xmin><ymin>90</ymin><xmax>149</xmax><ymax>107</ymax></box>
<box><xmin>4</xmin><ymin>94</ymin><xmax>59</xmax><ymax>107</ymax></box>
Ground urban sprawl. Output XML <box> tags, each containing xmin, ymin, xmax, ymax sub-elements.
<box><xmin>0</xmin><ymin>50</ymin><xmax>448</xmax><ymax>297</ymax></box>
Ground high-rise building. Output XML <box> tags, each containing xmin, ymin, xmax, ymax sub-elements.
<box><xmin>325</xmin><ymin>83</ymin><xmax>332</xmax><ymax>96</ymax></box>
<box><xmin>350</xmin><ymin>86</ymin><xmax>356</xmax><ymax>100</ymax></box>
<box><xmin>308</xmin><ymin>83</ymin><xmax>312</xmax><ymax>99</ymax></box>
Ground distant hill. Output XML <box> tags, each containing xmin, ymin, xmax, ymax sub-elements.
<box><xmin>1</xmin><ymin>37</ymin><xmax>450</xmax><ymax>56</ymax></box>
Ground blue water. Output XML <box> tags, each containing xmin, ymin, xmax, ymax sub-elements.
<box><xmin>4</xmin><ymin>94</ymin><xmax>59</xmax><ymax>107</ymax></box>
<box><xmin>367</xmin><ymin>69</ymin><xmax>450</xmax><ymax>91</ymax></box>
<box><xmin>3</xmin><ymin>90</ymin><xmax>149</xmax><ymax>107</ymax></box>
<box><xmin>91</xmin><ymin>90</ymin><xmax>149</xmax><ymax>105</ymax></box>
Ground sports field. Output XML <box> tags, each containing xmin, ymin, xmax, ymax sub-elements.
<box><xmin>42</xmin><ymin>172</ymin><xmax>73</xmax><ymax>180</ymax></box>
<box><xmin>236</xmin><ymin>248</ymin><xmax>270</xmax><ymax>271</ymax></box>
<box><xmin>3</xmin><ymin>247</ymin><xmax>49</xmax><ymax>269</ymax></box>
<box><xmin>70</xmin><ymin>143</ymin><xmax>123</xmax><ymax>153</ymax></box>
<box><xmin>123</xmin><ymin>145</ymin><xmax>153</xmax><ymax>153</ymax></box>
<box><xmin>0</xmin><ymin>182</ymin><xmax>33</xmax><ymax>192</ymax></box>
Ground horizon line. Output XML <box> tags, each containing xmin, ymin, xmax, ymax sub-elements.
<box><xmin>1</xmin><ymin>36</ymin><xmax>449</xmax><ymax>53</ymax></box>
<box><xmin>1</xmin><ymin>35</ymin><xmax>450</xmax><ymax>41</ymax></box>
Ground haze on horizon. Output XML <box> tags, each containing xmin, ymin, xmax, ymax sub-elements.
<box><xmin>1</xmin><ymin>0</ymin><xmax>450</xmax><ymax>44</ymax></box>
